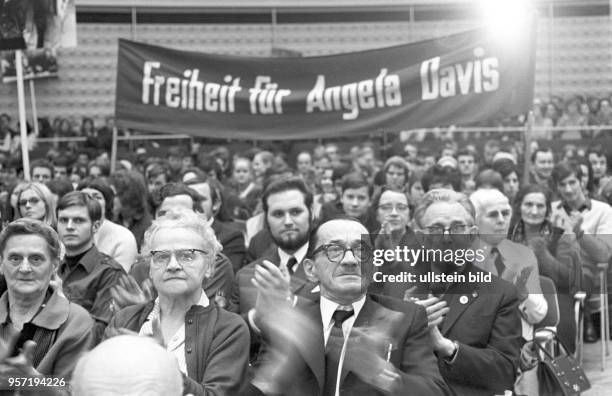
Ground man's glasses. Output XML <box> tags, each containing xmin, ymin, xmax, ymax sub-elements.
<box><xmin>486</xmin><ymin>209</ymin><xmax>511</xmax><ymax>219</ymax></box>
<box><xmin>150</xmin><ymin>249</ymin><xmax>209</xmax><ymax>267</ymax></box>
<box><xmin>18</xmin><ymin>197</ymin><xmax>41</xmax><ymax>207</ymax></box>
<box><xmin>378</xmin><ymin>203</ymin><xmax>409</xmax><ymax>213</ymax></box>
<box><xmin>424</xmin><ymin>224</ymin><xmax>468</xmax><ymax>235</ymax></box>
<box><xmin>312</xmin><ymin>243</ymin><xmax>372</xmax><ymax>263</ymax></box>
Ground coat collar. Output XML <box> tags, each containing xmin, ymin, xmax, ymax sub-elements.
<box><xmin>0</xmin><ymin>288</ymin><xmax>69</xmax><ymax>330</ymax></box>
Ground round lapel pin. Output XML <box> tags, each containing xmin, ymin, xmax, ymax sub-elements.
<box><xmin>459</xmin><ymin>295</ymin><xmax>469</xmax><ymax>304</ymax></box>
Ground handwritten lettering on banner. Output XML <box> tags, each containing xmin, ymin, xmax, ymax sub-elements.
<box><xmin>116</xmin><ymin>15</ymin><xmax>535</xmax><ymax>140</ymax></box>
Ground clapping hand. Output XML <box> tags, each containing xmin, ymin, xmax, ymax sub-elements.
<box><xmin>0</xmin><ymin>327</ymin><xmax>19</xmax><ymax>362</ymax></box>
<box><xmin>110</xmin><ymin>275</ymin><xmax>155</xmax><ymax>311</ymax></box>
<box><xmin>412</xmin><ymin>294</ymin><xmax>449</xmax><ymax>329</ymax></box>
<box><xmin>552</xmin><ymin>210</ymin><xmax>583</xmax><ymax>235</ymax></box>
<box><xmin>514</xmin><ymin>266</ymin><xmax>533</xmax><ymax>302</ymax></box>
<box><xmin>570</xmin><ymin>215</ymin><xmax>584</xmax><ymax>236</ymax></box>
<box><xmin>253</xmin><ymin>260</ymin><xmax>292</xmax><ymax>323</ymax></box>
<box><xmin>0</xmin><ymin>340</ymin><xmax>39</xmax><ymax>377</ymax></box>
<box><xmin>344</xmin><ymin>327</ymin><xmax>401</xmax><ymax>393</ymax></box>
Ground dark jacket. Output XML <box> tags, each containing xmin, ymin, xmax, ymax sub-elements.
<box><xmin>0</xmin><ymin>288</ymin><xmax>94</xmax><ymax>377</ymax></box>
<box><xmin>247</xmin><ymin>229</ymin><xmax>275</xmax><ymax>262</ymax></box>
<box><xmin>417</xmin><ymin>262</ymin><xmax>522</xmax><ymax>396</ymax></box>
<box><xmin>228</xmin><ymin>247</ymin><xmax>318</xmax><ymax>360</ymax></box>
<box><xmin>59</xmin><ymin>245</ymin><xmax>125</xmax><ymax>344</ymax></box>
<box><xmin>107</xmin><ymin>301</ymin><xmax>250</xmax><ymax>396</ymax></box>
<box><xmin>246</xmin><ymin>294</ymin><xmax>450</xmax><ymax>396</ymax></box>
<box><xmin>212</xmin><ymin>219</ymin><xmax>246</xmax><ymax>273</ymax></box>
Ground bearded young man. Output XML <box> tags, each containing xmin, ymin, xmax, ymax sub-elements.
<box><xmin>229</xmin><ymin>177</ymin><xmax>318</xmax><ymax>360</ymax></box>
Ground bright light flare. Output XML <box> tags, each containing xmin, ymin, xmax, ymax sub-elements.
<box><xmin>478</xmin><ymin>0</ymin><xmax>534</xmax><ymax>41</ymax></box>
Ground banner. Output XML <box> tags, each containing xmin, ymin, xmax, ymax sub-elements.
<box><xmin>115</xmin><ymin>15</ymin><xmax>536</xmax><ymax>140</ymax></box>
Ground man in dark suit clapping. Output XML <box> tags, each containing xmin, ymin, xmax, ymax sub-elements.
<box><xmin>242</xmin><ymin>216</ymin><xmax>450</xmax><ymax>396</ymax></box>
<box><xmin>411</xmin><ymin>189</ymin><xmax>522</xmax><ymax>396</ymax></box>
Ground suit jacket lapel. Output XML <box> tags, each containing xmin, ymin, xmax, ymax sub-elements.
<box><xmin>441</xmin><ymin>280</ymin><xmax>479</xmax><ymax>335</ymax></box>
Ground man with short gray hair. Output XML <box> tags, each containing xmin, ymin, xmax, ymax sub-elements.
<box><xmin>411</xmin><ymin>189</ymin><xmax>522</xmax><ymax>396</ymax></box>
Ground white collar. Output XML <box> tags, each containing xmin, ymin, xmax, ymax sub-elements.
<box><xmin>320</xmin><ymin>294</ymin><xmax>366</xmax><ymax>329</ymax></box>
<box><xmin>277</xmin><ymin>242</ymin><xmax>309</xmax><ymax>269</ymax></box>
<box><xmin>207</xmin><ymin>217</ymin><xmax>214</xmax><ymax>227</ymax></box>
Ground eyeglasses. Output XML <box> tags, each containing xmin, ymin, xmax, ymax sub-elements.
<box><xmin>425</xmin><ymin>224</ymin><xmax>468</xmax><ymax>235</ymax></box>
<box><xmin>18</xmin><ymin>197</ymin><xmax>41</xmax><ymax>207</ymax></box>
<box><xmin>486</xmin><ymin>209</ymin><xmax>511</xmax><ymax>219</ymax></box>
<box><xmin>149</xmin><ymin>249</ymin><xmax>208</xmax><ymax>267</ymax></box>
<box><xmin>378</xmin><ymin>203</ymin><xmax>409</xmax><ymax>213</ymax></box>
<box><xmin>312</xmin><ymin>243</ymin><xmax>372</xmax><ymax>263</ymax></box>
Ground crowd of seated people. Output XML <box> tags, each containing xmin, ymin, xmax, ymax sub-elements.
<box><xmin>1</xmin><ymin>112</ymin><xmax>612</xmax><ymax>394</ymax></box>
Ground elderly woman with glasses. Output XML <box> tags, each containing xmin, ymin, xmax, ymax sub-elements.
<box><xmin>0</xmin><ymin>218</ymin><xmax>93</xmax><ymax>378</ymax></box>
<box><xmin>107</xmin><ymin>209</ymin><xmax>249</xmax><ymax>395</ymax></box>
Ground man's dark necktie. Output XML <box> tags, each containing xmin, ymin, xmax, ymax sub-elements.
<box><xmin>491</xmin><ymin>247</ymin><xmax>505</xmax><ymax>277</ymax></box>
<box><xmin>286</xmin><ymin>256</ymin><xmax>297</xmax><ymax>276</ymax></box>
<box><xmin>323</xmin><ymin>307</ymin><xmax>354</xmax><ymax>396</ymax></box>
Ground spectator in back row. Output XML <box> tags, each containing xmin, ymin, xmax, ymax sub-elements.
<box><xmin>30</xmin><ymin>159</ymin><xmax>53</xmax><ymax>184</ymax></box>
<box><xmin>550</xmin><ymin>161</ymin><xmax>612</xmax><ymax>342</ymax></box>
<box><xmin>78</xmin><ymin>178</ymin><xmax>138</xmax><ymax>273</ymax></box>
<box><xmin>146</xmin><ymin>162</ymin><xmax>171</xmax><ymax>194</ymax></box>
<box><xmin>421</xmin><ymin>164</ymin><xmax>461</xmax><ymax>192</ymax></box>
<box><xmin>185</xmin><ymin>176</ymin><xmax>246</xmax><ymax>272</ymax></box>
<box><xmin>530</xmin><ymin>147</ymin><xmax>555</xmax><ymax>193</ymax></box>
<box><xmin>381</xmin><ymin>156</ymin><xmax>410</xmax><ymax>191</ymax></box>
<box><xmin>16</xmin><ymin>182</ymin><xmax>57</xmax><ymax>228</ymax></box>
<box><xmin>319</xmin><ymin>172</ymin><xmax>379</xmax><ymax>232</ymax></box>
<box><xmin>252</xmin><ymin>151</ymin><xmax>274</xmax><ymax>186</ymax></box>
<box><xmin>57</xmin><ymin>191</ymin><xmax>125</xmax><ymax>344</ymax></box>
<box><xmin>586</xmin><ymin>146</ymin><xmax>611</xmax><ymax>199</ymax></box>
<box><xmin>226</xmin><ymin>156</ymin><xmax>260</xmax><ymax>221</ymax></box>
<box><xmin>110</xmin><ymin>169</ymin><xmax>152</xmax><ymax>250</ymax></box>
<box><xmin>492</xmin><ymin>159</ymin><xmax>520</xmax><ymax>204</ymax></box>
<box><xmin>457</xmin><ymin>148</ymin><xmax>478</xmax><ymax>195</ymax></box>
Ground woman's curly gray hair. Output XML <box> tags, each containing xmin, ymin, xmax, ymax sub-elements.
<box><xmin>142</xmin><ymin>208</ymin><xmax>222</xmax><ymax>258</ymax></box>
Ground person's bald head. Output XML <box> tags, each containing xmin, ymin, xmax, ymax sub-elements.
<box><xmin>72</xmin><ymin>335</ymin><xmax>183</xmax><ymax>396</ymax></box>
